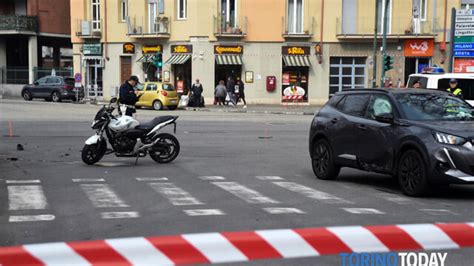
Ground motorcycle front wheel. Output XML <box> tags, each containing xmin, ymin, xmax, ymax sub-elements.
<box><xmin>81</xmin><ymin>140</ymin><xmax>107</xmax><ymax>165</ymax></box>
<box><xmin>149</xmin><ymin>133</ymin><xmax>180</xmax><ymax>164</ymax></box>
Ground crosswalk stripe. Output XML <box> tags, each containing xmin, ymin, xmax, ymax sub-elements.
<box><xmin>182</xmin><ymin>233</ymin><xmax>248</xmax><ymax>263</ymax></box>
<box><xmin>327</xmin><ymin>226</ymin><xmax>390</xmax><ymax>253</ymax></box>
<box><xmin>272</xmin><ymin>182</ymin><xmax>352</xmax><ymax>204</ymax></box>
<box><xmin>8</xmin><ymin>185</ymin><xmax>48</xmax><ymax>210</ymax></box>
<box><xmin>255</xmin><ymin>176</ymin><xmax>284</xmax><ymax>181</ymax></box>
<box><xmin>342</xmin><ymin>208</ymin><xmax>385</xmax><ymax>214</ymax></box>
<box><xmin>212</xmin><ymin>182</ymin><xmax>280</xmax><ymax>204</ymax></box>
<box><xmin>106</xmin><ymin>237</ymin><xmax>174</xmax><ymax>265</ymax></box>
<box><xmin>23</xmin><ymin>242</ymin><xmax>90</xmax><ymax>266</ymax></box>
<box><xmin>198</xmin><ymin>176</ymin><xmax>226</xmax><ymax>180</ymax></box>
<box><xmin>183</xmin><ymin>209</ymin><xmax>225</xmax><ymax>216</ymax></box>
<box><xmin>80</xmin><ymin>184</ymin><xmax>129</xmax><ymax>208</ymax></box>
<box><xmin>149</xmin><ymin>183</ymin><xmax>204</xmax><ymax>206</ymax></box>
<box><xmin>263</xmin><ymin>207</ymin><xmax>305</xmax><ymax>214</ymax></box>
<box><xmin>101</xmin><ymin>212</ymin><xmax>140</xmax><ymax>219</ymax></box>
<box><xmin>6</xmin><ymin>180</ymin><xmax>41</xmax><ymax>184</ymax></box>
<box><xmin>136</xmin><ymin>177</ymin><xmax>169</xmax><ymax>182</ymax></box>
<box><xmin>72</xmin><ymin>178</ymin><xmax>105</xmax><ymax>183</ymax></box>
<box><xmin>397</xmin><ymin>224</ymin><xmax>460</xmax><ymax>250</ymax></box>
<box><xmin>256</xmin><ymin>229</ymin><xmax>319</xmax><ymax>258</ymax></box>
<box><xmin>9</xmin><ymin>215</ymin><xmax>55</xmax><ymax>222</ymax></box>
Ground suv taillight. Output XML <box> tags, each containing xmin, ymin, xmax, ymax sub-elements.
<box><xmin>63</xmin><ymin>85</ymin><xmax>73</xmax><ymax>90</ymax></box>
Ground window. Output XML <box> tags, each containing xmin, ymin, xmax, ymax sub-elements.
<box><xmin>365</xmin><ymin>94</ymin><xmax>393</xmax><ymax>120</ymax></box>
<box><xmin>377</xmin><ymin>0</ymin><xmax>392</xmax><ymax>34</ymax></box>
<box><xmin>36</xmin><ymin>77</ymin><xmax>48</xmax><ymax>85</ymax></box>
<box><xmin>329</xmin><ymin>57</ymin><xmax>367</xmax><ymax>94</ymax></box>
<box><xmin>406</xmin><ymin>77</ymin><xmax>427</xmax><ymax>88</ymax></box>
<box><xmin>340</xmin><ymin>94</ymin><xmax>371</xmax><ymax>117</ymax></box>
<box><xmin>146</xmin><ymin>84</ymin><xmax>157</xmax><ymax>91</ymax></box>
<box><xmin>419</xmin><ymin>0</ymin><xmax>427</xmax><ymax>21</ymax></box>
<box><xmin>91</xmin><ymin>0</ymin><xmax>101</xmax><ymax>31</ymax></box>
<box><xmin>148</xmin><ymin>0</ymin><xmax>158</xmax><ymax>33</ymax></box>
<box><xmin>287</xmin><ymin>0</ymin><xmax>303</xmax><ymax>33</ymax></box>
<box><xmin>121</xmin><ymin>0</ymin><xmax>128</xmax><ymax>22</ymax></box>
<box><xmin>221</xmin><ymin>0</ymin><xmax>237</xmax><ymax>29</ymax></box>
<box><xmin>177</xmin><ymin>0</ymin><xmax>187</xmax><ymax>20</ymax></box>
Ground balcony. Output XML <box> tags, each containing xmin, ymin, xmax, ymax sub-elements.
<box><xmin>0</xmin><ymin>15</ymin><xmax>38</xmax><ymax>34</ymax></box>
<box><xmin>282</xmin><ymin>16</ymin><xmax>314</xmax><ymax>39</ymax></box>
<box><xmin>213</xmin><ymin>15</ymin><xmax>247</xmax><ymax>38</ymax></box>
<box><xmin>335</xmin><ymin>16</ymin><xmax>438</xmax><ymax>40</ymax></box>
<box><xmin>127</xmin><ymin>16</ymin><xmax>171</xmax><ymax>39</ymax></box>
<box><xmin>76</xmin><ymin>20</ymin><xmax>102</xmax><ymax>39</ymax></box>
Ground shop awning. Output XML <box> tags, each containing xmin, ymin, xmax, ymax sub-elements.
<box><xmin>165</xmin><ymin>54</ymin><xmax>192</xmax><ymax>65</ymax></box>
<box><xmin>136</xmin><ymin>54</ymin><xmax>155</xmax><ymax>63</ymax></box>
<box><xmin>283</xmin><ymin>55</ymin><xmax>311</xmax><ymax>67</ymax></box>
<box><xmin>215</xmin><ymin>55</ymin><xmax>243</xmax><ymax>65</ymax></box>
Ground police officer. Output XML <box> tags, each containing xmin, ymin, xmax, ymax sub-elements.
<box><xmin>447</xmin><ymin>78</ymin><xmax>463</xmax><ymax>98</ymax></box>
<box><xmin>119</xmin><ymin>75</ymin><xmax>140</xmax><ymax>116</ymax></box>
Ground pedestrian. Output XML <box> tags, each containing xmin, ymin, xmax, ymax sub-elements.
<box><xmin>412</xmin><ymin>80</ymin><xmax>422</xmax><ymax>89</ymax></box>
<box><xmin>226</xmin><ymin>76</ymin><xmax>236</xmax><ymax>106</ymax></box>
<box><xmin>235</xmin><ymin>77</ymin><xmax>247</xmax><ymax>108</ymax></box>
<box><xmin>119</xmin><ymin>75</ymin><xmax>140</xmax><ymax>116</ymax></box>
<box><xmin>189</xmin><ymin>78</ymin><xmax>204</xmax><ymax>107</ymax></box>
<box><xmin>446</xmin><ymin>78</ymin><xmax>463</xmax><ymax>98</ymax></box>
<box><xmin>214</xmin><ymin>80</ymin><xmax>227</xmax><ymax>106</ymax></box>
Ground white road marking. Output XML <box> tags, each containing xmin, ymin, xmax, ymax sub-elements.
<box><xmin>101</xmin><ymin>211</ymin><xmax>140</xmax><ymax>219</ymax></box>
<box><xmin>136</xmin><ymin>177</ymin><xmax>169</xmax><ymax>182</ymax></box>
<box><xmin>375</xmin><ymin>192</ymin><xmax>413</xmax><ymax>205</ymax></box>
<box><xmin>419</xmin><ymin>209</ymin><xmax>459</xmax><ymax>216</ymax></box>
<box><xmin>183</xmin><ymin>209</ymin><xmax>226</xmax><ymax>216</ymax></box>
<box><xmin>397</xmin><ymin>224</ymin><xmax>459</xmax><ymax>249</ymax></box>
<box><xmin>272</xmin><ymin>182</ymin><xmax>352</xmax><ymax>204</ymax></box>
<box><xmin>8</xmin><ymin>185</ymin><xmax>48</xmax><ymax>210</ymax></box>
<box><xmin>106</xmin><ymin>237</ymin><xmax>174</xmax><ymax>265</ymax></box>
<box><xmin>72</xmin><ymin>178</ymin><xmax>105</xmax><ymax>183</ymax></box>
<box><xmin>182</xmin><ymin>233</ymin><xmax>248</xmax><ymax>263</ymax></box>
<box><xmin>80</xmin><ymin>184</ymin><xmax>129</xmax><ymax>208</ymax></box>
<box><xmin>342</xmin><ymin>208</ymin><xmax>385</xmax><ymax>214</ymax></box>
<box><xmin>327</xmin><ymin>226</ymin><xmax>390</xmax><ymax>252</ymax></box>
<box><xmin>255</xmin><ymin>176</ymin><xmax>285</xmax><ymax>180</ymax></box>
<box><xmin>95</xmin><ymin>162</ymin><xmax>130</xmax><ymax>167</ymax></box>
<box><xmin>149</xmin><ymin>183</ymin><xmax>204</xmax><ymax>206</ymax></box>
<box><xmin>212</xmin><ymin>182</ymin><xmax>280</xmax><ymax>204</ymax></box>
<box><xmin>263</xmin><ymin>207</ymin><xmax>305</xmax><ymax>214</ymax></box>
<box><xmin>23</xmin><ymin>242</ymin><xmax>90</xmax><ymax>266</ymax></box>
<box><xmin>198</xmin><ymin>176</ymin><xmax>226</xmax><ymax>180</ymax></box>
<box><xmin>6</xmin><ymin>180</ymin><xmax>41</xmax><ymax>184</ymax></box>
<box><xmin>9</xmin><ymin>214</ymin><xmax>55</xmax><ymax>222</ymax></box>
<box><xmin>256</xmin><ymin>229</ymin><xmax>319</xmax><ymax>258</ymax></box>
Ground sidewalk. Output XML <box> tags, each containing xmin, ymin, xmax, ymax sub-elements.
<box><xmin>184</xmin><ymin>104</ymin><xmax>321</xmax><ymax>116</ymax></box>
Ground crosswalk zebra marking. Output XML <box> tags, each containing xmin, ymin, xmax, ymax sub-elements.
<box><xmin>8</xmin><ymin>185</ymin><xmax>48</xmax><ymax>210</ymax></box>
<box><xmin>255</xmin><ymin>176</ymin><xmax>285</xmax><ymax>181</ymax></box>
<box><xmin>419</xmin><ymin>209</ymin><xmax>459</xmax><ymax>216</ymax></box>
<box><xmin>101</xmin><ymin>211</ymin><xmax>140</xmax><ymax>219</ymax></box>
<box><xmin>272</xmin><ymin>182</ymin><xmax>353</xmax><ymax>204</ymax></box>
<box><xmin>342</xmin><ymin>208</ymin><xmax>385</xmax><ymax>214</ymax></box>
<box><xmin>263</xmin><ymin>207</ymin><xmax>305</xmax><ymax>214</ymax></box>
<box><xmin>183</xmin><ymin>209</ymin><xmax>226</xmax><ymax>216</ymax></box>
<box><xmin>148</xmin><ymin>183</ymin><xmax>204</xmax><ymax>206</ymax></box>
<box><xmin>212</xmin><ymin>182</ymin><xmax>280</xmax><ymax>204</ymax></box>
<box><xmin>136</xmin><ymin>177</ymin><xmax>169</xmax><ymax>182</ymax></box>
<box><xmin>6</xmin><ymin>180</ymin><xmax>41</xmax><ymax>184</ymax></box>
<box><xmin>80</xmin><ymin>184</ymin><xmax>129</xmax><ymax>208</ymax></box>
<box><xmin>72</xmin><ymin>178</ymin><xmax>105</xmax><ymax>183</ymax></box>
<box><xmin>198</xmin><ymin>176</ymin><xmax>226</xmax><ymax>181</ymax></box>
<box><xmin>9</xmin><ymin>214</ymin><xmax>55</xmax><ymax>222</ymax></box>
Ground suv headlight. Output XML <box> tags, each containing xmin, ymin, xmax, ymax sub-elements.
<box><xmin>433</xmin><ymin>131</ymin><xmax>467</xmax><ymax>145</ymax></box>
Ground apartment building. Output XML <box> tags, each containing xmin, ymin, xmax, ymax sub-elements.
<box><xmin>70</xmin><ymin>0</ymin><xmax>463</xmax><ymax>104</ymax></box>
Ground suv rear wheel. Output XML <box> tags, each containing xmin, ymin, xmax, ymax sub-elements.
<box><xmin>51</xmin><ymin>91</ymin><xmax>62</xmax><ymax>102</ymax></box>
<box><xmin>312</xmin><ymin>139</ymin><xmax>340</xmax><ymax>180</ymax></box>
<box><xmin>22</xmin><ymin>90</ymin><xmax>33</xmax><ymax>101</ymax></box>
<box><xmin>397</xmin><ymin>150</ymin><xmax>430</xmax><ymax>196</ymax></box>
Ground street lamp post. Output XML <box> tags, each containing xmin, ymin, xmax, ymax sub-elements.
<box><xmin>372</xmin><ymin>0</ymin><xmax>379</xmax><ymax>88</ymax></box>
<box><xmin>381</xmin><ymin>0</ymin><xmax>390</xmax><ymax>86</ymax></box>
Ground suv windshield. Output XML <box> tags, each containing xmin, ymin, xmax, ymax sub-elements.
<box><xmin>395</xmin><ymin>93</ymin><xmax>473</xmax><ymax>121</ymax></box>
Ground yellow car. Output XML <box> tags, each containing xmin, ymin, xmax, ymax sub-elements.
<box><xmin>135</xmin><ymin>82</ymin><xmax>179</xmax><ymax>110</ymax></box>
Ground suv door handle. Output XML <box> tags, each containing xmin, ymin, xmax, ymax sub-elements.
<box><xmin>358</xmin><ymin>124</ymin><xmax>367</xmax><ymax>130</ymax></box>
<box><xmin>331</xmin><ymin>118</ymin><xmax>338</xmax><ymax>124</ymax></box>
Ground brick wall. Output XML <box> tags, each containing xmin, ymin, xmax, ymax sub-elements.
<box><xmin>28</xmin><ymin>0</ymin><xmax>71</xmax><ymax>35</ymax></box>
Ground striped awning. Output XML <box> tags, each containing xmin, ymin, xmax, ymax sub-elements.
<box><xmin>215</xmin><ymin>55</ymin><xmax>243</xmax><ymax>65</ymax></box>
<box><xmin>165</xmin><ymin>54</ymin><xmax>191</xmax><ymax>65</ymax></box>
<box><xmin>283</xmin><ymin>55</ymin><xmax>311</xmax><ymax>67</ymax></box>
<box><xmin>136</xmin><ymin>54</ymin><xmax>155</xmax><ymax>63</ymax></box>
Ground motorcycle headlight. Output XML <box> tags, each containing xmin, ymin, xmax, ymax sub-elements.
<box><xmin>433</xmin><ymin>131</ymin><xmax>467</xmax><ymax>145</ymax></box>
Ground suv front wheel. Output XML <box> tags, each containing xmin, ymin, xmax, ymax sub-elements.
<box><xmin>397</xmin><ymin>150</ymin><xmax>430</xmax><ymax>196</ymax></box>
<box><xmin>312</xmin><ymin>139</ymin><xmax>340</xmax><ymax>180</ymax></box>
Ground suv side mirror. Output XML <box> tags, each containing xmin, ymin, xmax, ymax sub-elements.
<box><xmin>33</xmin><ymin>81</ymin><xmax>39</xmax><ymax>85</ymax></box>
<box><xmin>375</xmin><ymin>113</ymin><xmax>394</xmax><ymax>124</ymax></box>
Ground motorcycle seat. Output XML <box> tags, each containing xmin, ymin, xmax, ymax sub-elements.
<box><xmin>136</xmin><ymin>116</ymin><xmax>177</xmax><ymax>131</ymax></box>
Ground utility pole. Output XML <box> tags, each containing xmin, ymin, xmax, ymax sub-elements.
<box><xmin>380</xmin><ymin>0</ymin><xmax>390</xmax><ymax>86</ymax></box>
<box><xmin>372</xmin><ymin>0</ymin><xmax>379</xmax><ymax>88</ymax></box>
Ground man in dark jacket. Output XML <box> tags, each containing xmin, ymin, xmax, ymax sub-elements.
<box><xmin>119</xmin><ymin>75</ymin><xmax>140</xmax><ymax>116</ymax></box>
<box><xmin>189</xmin><ymin>78</ymin><xmax>204</xmax><ymax>107</ymax></box>
<box><xmin>235</xmin><ymin>77</ymin><xmax>247</xmax><ymax>107</ymax></box>
<box><xmin>226</xmin><ymin>76</ymin><xmax>236</xmax><ymax>106</ymax></box>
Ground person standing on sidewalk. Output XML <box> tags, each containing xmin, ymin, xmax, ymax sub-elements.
<box><xmin>226</xmin><ymin>76</ymin><xmax>236</xmax><ymax>106</ymax></box>
<box><xmin>189</xmin><ymin>78</ymin><xmax>204</xmax><ymax>107</ymax></box>
<box><xmin>235</xmin><ymin>77</ymin><xmax>247</xmax><ymax>108</ymax></box>
<box><xmin>214</xmin><ymin>80</ymin><xmax>227</xmax><ymax>106</ymax></box>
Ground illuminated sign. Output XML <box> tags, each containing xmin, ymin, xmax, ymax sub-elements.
<box><xmin>282</xmin><ymin>46</ymin><xmax>310</xmax><ymax>55</ymax></box>
<box><xmin>142</xmin><ymin>45</ymin><xmax>162</xmax><ymax>54</ymax></box>
<box><xmin>214</xmin><ymin>45</ymin><xmax>243</xmax><ymax>54</ymax></box>
<box><xmin>171</xmin><ymin>45</ymin><xmax>193</xmax><ymax>54</ymax></box>
<box><xmin>123</xmin><ymin>43</ymin><xmax>135</xmax><ymax>54</ymax></box>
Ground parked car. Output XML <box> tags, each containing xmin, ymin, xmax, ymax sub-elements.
<box><xmin>21</xmin><ymin>76</ymin><xmax>84</xmax><ymax>102</ymax></box>
<box><xmin>309</xmin><ymin>88</ymin><xmax>474</xmax><ymax>196</ymax></box>
<box><xmin>135</xmin><ymin>82</ymin><xmax>179</xmax><ymax>110</ymax></box>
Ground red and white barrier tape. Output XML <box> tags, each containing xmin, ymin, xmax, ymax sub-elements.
<box><xmin>283</xmin><ymin>95</ymin><xmax>304</xmax><ymax>100</ymax></box>
<box><xmin>1</xmin><ymin>222</ymin><xmax>473</xmax><ymax>265</ymax></box>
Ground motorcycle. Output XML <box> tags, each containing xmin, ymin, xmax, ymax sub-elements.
<box><xmin>81</xmin><ymin>98</ymin><xmax>180</xmax><ymax>165</ymax></box>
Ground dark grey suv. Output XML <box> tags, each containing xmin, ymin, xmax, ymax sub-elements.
<box><xmin>309</xmin><ymin>88</ymin><xmax>474</xmax><ymax>196</ymax></box>
<box><xmin>21</xmin><ymin>76</ymin><xmax>84</xmax><ymax>102</ymax></box>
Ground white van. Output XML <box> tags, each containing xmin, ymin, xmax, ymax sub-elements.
<box><xmin>407</xmin><ymin>72</ymin><xmax>474</xmax><ymax>106</ymax></box>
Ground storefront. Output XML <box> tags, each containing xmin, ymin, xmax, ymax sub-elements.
<box><xmin>214</xmin><ymin>44</ymin><xmax>243</xmax><ymax>86</ymax></box>
<box><xmin>137</xmin><ymin>44</ymin><xmax>163</xmax><ymax>82</ymax></box>
<box><xmin>165</xmin><ymin>44</ymin><xmax>193</xmax><ymax>95</ymax></box>
<box><xmin>404</xmin><ymin>39</ymin><xmax>434</xmax><ymax>82</ymax></box>
<box><xmin>82</xmin><ymin>43</ymin><xmax>104</xmax><ymax>98</ymax></box>
<box><xmin>281</xmin><ymin>46</ymin><xmax>311</xmax><ymax>103</ymax></box>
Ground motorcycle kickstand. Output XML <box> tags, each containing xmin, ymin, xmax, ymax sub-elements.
<box><xmin>135</xmin><ymin>154</ymin><xmax>140</xmax><ymax>165</ymax></box>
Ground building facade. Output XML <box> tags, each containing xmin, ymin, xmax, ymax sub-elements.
<box><xmin>0</xmin><ymin>0</ymin><xmax>73</xmax><ymax>84</ymax></box>
<box><xmin>70</xmin><ymin>0</ymin><xmax>464</xmax><ymax>104</ymax></box>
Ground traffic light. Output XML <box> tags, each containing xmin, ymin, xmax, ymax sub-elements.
<box><xmin>383</xmin><ymin>55</ymin><xmax>394</xmax><ymax>71</ymax></box>
<box><xmin>155</xmin><ymin>53</ymin><xmax>163</xmax><ymax>68</ymax></box>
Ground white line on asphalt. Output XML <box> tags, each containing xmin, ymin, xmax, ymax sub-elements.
<box><xmin>255</xmin><ymin>176</ymin><xmax>285</xmax><ymax>180</ymax></box>
<box><xmin>327</xmin><ymin>226</ymin><xmax>390</xmax><ymax>253</ymax></box>
<box><xmin>148</xmin><ymin>183</ymin><xmax>204</xmax><ymax>206</ymax></box>
<box><xmin>183</xmin><ymin>209</ymin><xmax>226</xmax><ymax>216</ymax></box>
<box><xmin>272</xmin><ymin>182</ymin><xmax>353</xmax><ymax>204</ymax></box>
<box><xmin>23</xmin><ymin>242</ymin><xmax>90</xmax><ymax>266</ymax></box>
<box><xmin>106</xmin><ymin>237</ymin><xmax>174</xmax><ymax>265</ymax></box>
<box><xmin>212</xmin><ymin>182</ymin><xmax>280</xmax><ymax>204</ymax></box>
<box><xmin>342</xmin><ymin>208</ymin><xmax>385</xmax><ymax>214</ymax></box>
<box><xmin>198</xmin><ymin>176</ymin><xmax>226</xmax><ymax>180</ymax></box>
<box><xmin>80</xmin><ymin>184</ymin><xmax>129</xmax><ymax>208</ymax></box>
<box><xmin>378</xmin><ymin>194</ymin><xmax>413</xmax><ymax>205</ymax></box>
<box><xmin>9</xmin><ymin>214</ymin><xmax>55</xmax><ymax>222</ymax></box>
<box><xmin>263</xmin><ymin>207</ymin><xmax>305</xmax><ymax>214</ymax></box>
<box><xmin>101</xmin><ymin>211</ymin><xmax>140</xmax><ymax>219</ymax></box>
<box><xmin>136</xmin><ymin>177</ymin><xmax>169</xmax><ymax>182</ymax></box>
<box><xmin>72</xmin><ymin>178</ymin><xmax>105</xmax><ymax>183</ymax></box>
<box><xmin>182</xmin><ymin>233</ymin><xmax>248</xmax><ymax>263</ymax></box>
<box><xmin>256</xmin><ymin>229</ymin><xmax>319</xmax><ymax>258</ymax></box>
<box><xmin>8</xmin><ymin>185</ymin><xmax>48</xmax><ymax>210</ymax></box>
<box><xmin>419</xmin><ymin>209</ymin><xmax>459</xmax><ymax>216</ymax></box>
<box><xmin>6</xmin><ymin>180</ymin><xmax>41</xmax><ymax>184</ymax></box>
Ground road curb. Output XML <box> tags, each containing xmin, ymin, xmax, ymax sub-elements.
<box><xmin>184</xmin><ymin>107</ymin><xmax>317</xmax><ymax>116</ymax></box>
<box><xmin>1</xmin><ymin>222</ymin><xmax>473</xmax><ymax>265</ymax></box>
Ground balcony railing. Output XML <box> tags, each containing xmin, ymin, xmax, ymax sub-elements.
<box><xmin>0</xmin><ymin>15</ymin><xmax>38</xmax><ymax>33</ymax></box>
<box><xmin>127</xmin><ymin>16</ymin><xmax>171</xmax><ymax>38</ymax></box>
<box><xmin>336</xmin><ymin>16</ymin><xmax>439</xmax><ymax>39</ymax></box>
<box><xmin>76</xmin><ymin>20</ymin><xmax>102</xmax><ymax>39</ymax></box>
<box><xmin>213</xmin><ymin>15</ymin><xmax>247</xmax><ymax>37</ymax></box>
<box><xmin>282</xmin><ymin>16</ymin><xmax>314</xmax><ymax>38</ymax></box>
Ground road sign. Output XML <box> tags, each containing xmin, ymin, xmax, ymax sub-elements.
<box><xmin>455</xmin><ymin>29</ymin><xmax>474</xmax><ymax>36</ymax></box>
<box><xmin>456</xmin><ymin>9</ymin><xmax>474</xmax><ymax>16</ymax></box>
<box><xmin>454</xmin><ymin>50</ymin><xmax>474</xmax><ymax>57</ymax></box>
<box><xmin>455</xmin><ymin>23</ymin><xmax>474</xmax><ymax>29</ymax></box>
<box><xmin>74</xmin><ymin>73</ymin><xmax>82</xmax><ymax>83</ymax></box>
<box><xmin>455</xmin><ymin>36</ymin><xmax>474</xmax><ymax>43</ymax></box>
<box><xmin>456</xmin><ymin>16</ymin><xmax>474</xmax><ymax>23</ymax></box>
<box><xmin>454</xmin><ymin>43</ymin><xmax>474</xmax><ymax>50</ymax></box>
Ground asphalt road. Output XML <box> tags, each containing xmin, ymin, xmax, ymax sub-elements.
<box><xmin>1</xmin><ymin>99</ymin><xmax>473</xmax><ymax>265</ymax></box>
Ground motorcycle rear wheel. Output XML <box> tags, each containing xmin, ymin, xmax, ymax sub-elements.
<box><xmin>149</xmin><ymin>133</ymin><xmax>180</xmax><ymax>164</ymax></box>
<box><xmin>81</xmin><ymin>140</ymin><xmax>107</xmax><ymax>165</ymax></box>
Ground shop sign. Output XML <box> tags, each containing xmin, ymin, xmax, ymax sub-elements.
<box><xmin>214</xmin><ymin>45</ymin><xmax>243</xmax><ymax>54</ymax></box>
<box><xmin>404</xmin><ymin>39</ymin><xmax>434</xmax><ymax>57</ymax></box>
<box><xmin>282</xmin><ymin>46</ymin><xmax>310</xmax><ymax>56</ymax></box>
<box><xmin>142</xmin><ymin>45</ymin><xmax>162</xmax><ymax>54</ymax></box>
<box><xmin>172</xmin><ymin>45</ymin><xmax>193</xmax><ymax>54</ymax></box>
<box><xmin>83</xmin><ymin>43</ymin><xmax>102</xmax><ymax>55</ymax></box>
<box><xmin>454</xmin><ymin>58</ymin><xmax>474</xmax><ymax>73</ymax></box>
<box><xmin>123</xmin><ymin>43</ymin><xmax>135</xmax><ymax>54</ymax></box>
